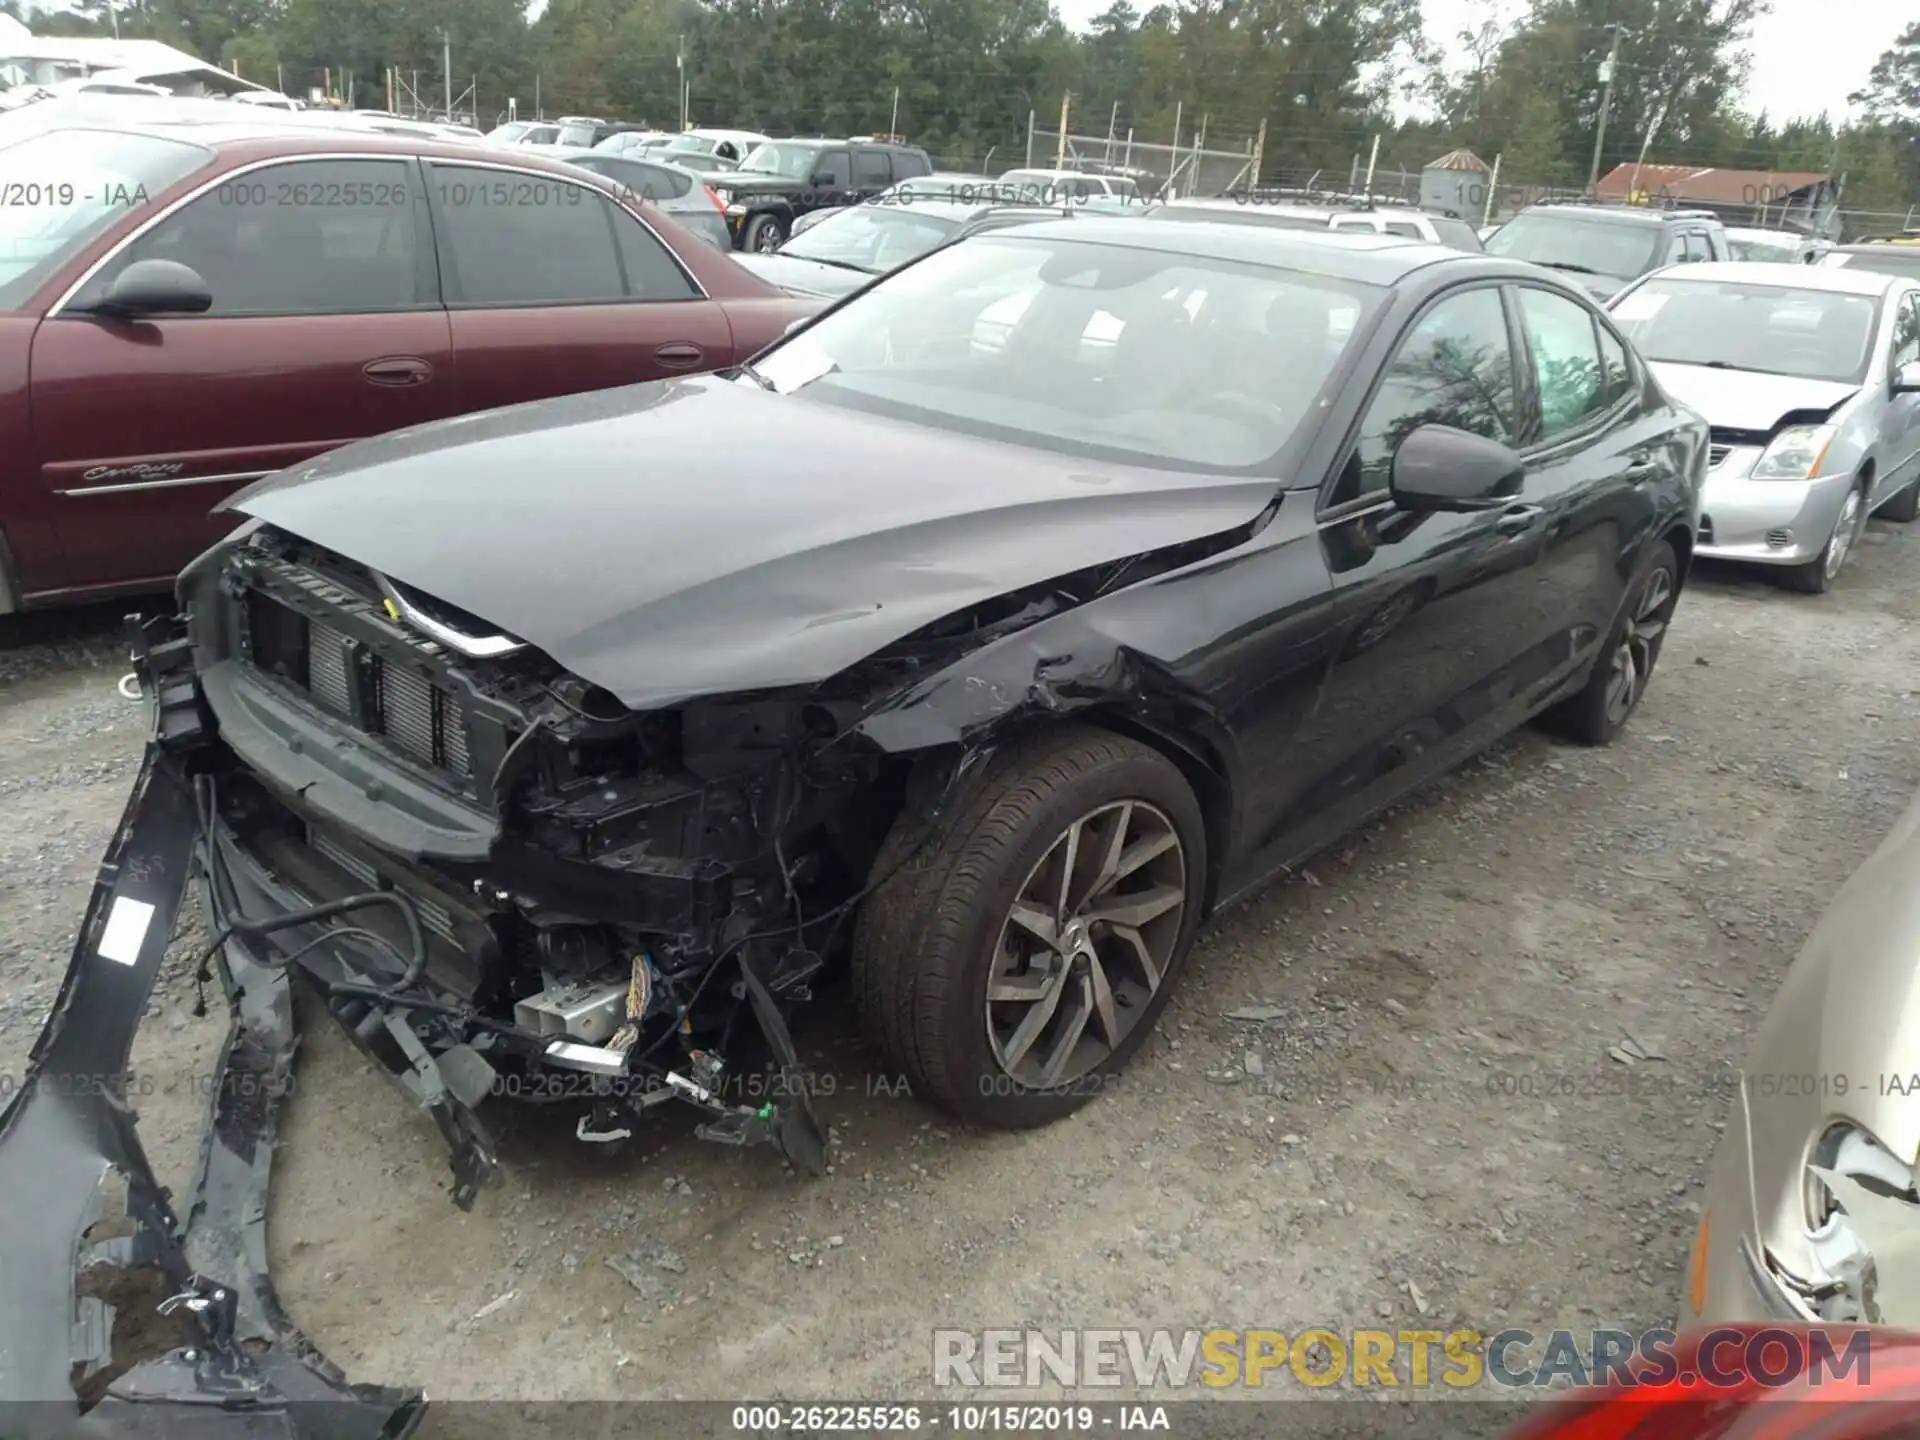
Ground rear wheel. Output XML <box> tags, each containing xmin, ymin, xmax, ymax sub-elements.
<box><xmin>1539</xmin><ymin>539</ymin><xmax>1678</xmax><ymax>746</ymax></box>
<box><xmin>1786</xmin><ymin>484</ymin><xmax>1867</xmax><ymax>593</ymax></box>
<box><xmin>1880</xmin><ymin>475</ymin><xmax>1920</xmax><ymax>523</ymax></box>
<box><xmin>852</xmin><ymin>727</ymin><xmax>1206</xmax><ymax>1129</ymax></box>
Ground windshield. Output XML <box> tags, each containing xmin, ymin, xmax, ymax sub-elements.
<box><xmin>556</xmin><ymin>121</ymin><xmax>598</xmax><ymax>147</ymax></box>
<box><xmin>1728</xmin><ymin>234</ymin><xmax>1800</xmax><ymax>262</ymax></box>
<box><xmin>784</xmin><ymin>205</ymin><xmax>961</xmax><ymax>272</ymax></box>
<box><xmin>750</xmin><ymin>235</ymin><xmax>1377</xmax><ymax>470</ymax></box>
<box><xmin>739</xmin><ymin>143</ymin><xmax>823</xmax><ymax>179</ymax></box>
<box><xmin>1611</xmin><ymin>278</ymin><xmax>1880</xmax><ymax>384</ymax></box>
<box><xmin>0</xmin><ymin>126</ymin><xmax>212</xmax><ymax>309</ymax></box>
<box><xmin>485</xmin><ymin>122</ymin><xmax>528</xmax><ymax>142</ymax></box>
<box><xmin>1485</xmin><ymin>213</ymin><xmax>1658</xmax><ymax>279</ymax></box>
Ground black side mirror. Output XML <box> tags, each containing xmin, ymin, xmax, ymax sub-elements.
<box><xmin>1389</xmin><ymin>423</ymin><xmax>1525</xmax><ymax>512</ymax></box>
<box><xmin>811</xmin><ymin>172</ymin><xmax>837</xmax><ymax>187</ymax></box>
<box><xmin>76</xmin><ymin>259</ymin><xmax>213</xmax><ymax>318</ymax></box>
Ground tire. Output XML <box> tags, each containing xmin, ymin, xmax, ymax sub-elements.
<box><xmin>744</xmin><ymin>213</ymin><xmax>787</xmax><ymax>253</ymax></box>
<box><xmin>1880</xmin><ymin>475</ymin><xmax>1920</xmax><ymax>523</ymax></box>
<box><xmin>1538</xmin><ymin>538</ymin><xmax>1679</xmax><ymax>746</ymax></box>
<box><xmin>851</xmin><ymin>726</ymin><xmax>1207</xmax><ymax>1130</ymax></box>
<box><xmin>1785</xmin><ymin>482</ymin><xmax>1867</xmax><ymax>594</ymax></box>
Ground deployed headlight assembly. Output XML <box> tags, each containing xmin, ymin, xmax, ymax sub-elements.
<box><xmin>1751</xmin><ymin>424</ymin><xmax>1838</xmax><ymax>480</ymax></box>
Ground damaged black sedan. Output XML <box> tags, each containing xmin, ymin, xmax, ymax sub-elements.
<box><xmin>4</xmin><ymin>218</ymin><xmax>1705</xmax><ymax>1430</ymax></box>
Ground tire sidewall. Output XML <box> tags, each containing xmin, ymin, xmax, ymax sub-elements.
<box><xmin>748</xmin><ymin>214</ymin><xmax>786</xmax><ymax>252</ymax></box>
<box><xmin>939</xmin><ymin>745</ymin><xmax>1207</xmax><ymax>1128</ymax></box>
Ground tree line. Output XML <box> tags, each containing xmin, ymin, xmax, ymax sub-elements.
<box><xmin>10</xmin><ymin>0</ymin><xmax>1920</xmax><ymax>212</ymax></box>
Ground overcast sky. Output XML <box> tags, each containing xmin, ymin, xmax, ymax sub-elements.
<box><xmin>1049</xmin><ymin>0</ymin><xmax>1909</xmax><ymax>126</ymax></box>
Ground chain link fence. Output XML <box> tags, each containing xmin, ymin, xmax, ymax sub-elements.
<box><xmin>1026</xmin><ymin>126</ymin><xmax>1260</xmax><ymax>198</ymax></box>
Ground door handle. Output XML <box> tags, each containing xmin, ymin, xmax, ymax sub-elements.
<box><xmin>363</xmin><ymin>356</ymin><xmax>433</xmax><ymax>387</ymax></box>
<box><xmin>655</xmin><ymin>342</ymin><xmax>705</xmax><ymax>369</ymax></box>
<box><xmin>1625</xmin><ymin>454</ymin><xmax>1660</xmax><ymax>477</ymax></box>
<box><xmin>1495</xmin><ymin>503</ymin><xmax>1544</xmax><ymax>534</ymax></box>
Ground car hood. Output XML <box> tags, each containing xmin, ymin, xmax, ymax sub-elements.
<box><xmin>730</xmin><ymin>251</ymin><xmax>872</xmax><ymax>297</ymax></box>
<box><xmin>1648</xmin><ymin>362</ymin><xmax>1859</xmax><ymax>432</ymax></box>
<box><xmin>221</xmin><ymin>377</ymin><xmax>1279</xmax><ymax>711</ymax></box>
<box><xmin>712</xmin><ymin>173</ymin><xmax>803</xmax><ymax>196</ymax></box>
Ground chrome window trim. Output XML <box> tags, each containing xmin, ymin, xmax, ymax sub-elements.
<box><xmin>372</xmin><ymin>571</ymin><xmax>526</xmax><ymax>658</ymax></box>
<box><xmin>47</xmin><ymin>152</ymin><xmax>425</xmax><ymax>318</ymax></box>
<box><xmin>47</xmin><ymin>149</ymin><xmax>711</xmax><ymax>315</ymax></box>
<box><xmin>56</xmin><ymin>468</ymin><xmax>268</xmax><ymax>496</ymax></box>
<box><xmin>420</xmin><ymin>155</ymin><xmax>710</xmax><ymax>302</ymax></box>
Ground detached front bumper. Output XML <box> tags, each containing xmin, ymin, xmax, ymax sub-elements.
<box><xmin>0</xmin><ymin>622</ymin><xmax>423</xmax><ymax>1438</ymax></box>
<box><xmin>1696</xmin><ymin>459</ymin><xmax>1853</xmax><ymax>565</ymax></box>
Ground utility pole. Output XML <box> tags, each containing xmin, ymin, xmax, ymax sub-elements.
<box><xmin>442</xmin><ymin>32</ymin><xmax>452</xmax><ymax>121</ymax></box>
<box><xmin>677</xmin><ymin>39</ymin><xmax>688</xmax><ymax>131</ymax></box>
<box><xmin>1588</xmin><ymin>23</ymin><xmax>1627</xmax><ymax>191</ymax></box>
<box><xmin>1055</xmin><ymin>93</ymin><xmax>1070</xmax><ymax>169</ymax></box>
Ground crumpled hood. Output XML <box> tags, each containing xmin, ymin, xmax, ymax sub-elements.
<box><xmin>223</xmin><ymin>377</ymin><xmax>1278</xmax><ymax>710</ymax></box>
<box><xmin>1650</xmin><ymin>362</ymin><xmax>1858</xmax><ymax>433</ymax></box>
<box><xmin>730</xmin><ymin>251</ymin><xmax>872</xmax><ymax>298</ymax></box>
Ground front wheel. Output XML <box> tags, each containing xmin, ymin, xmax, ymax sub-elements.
<box><xmin>1785</xmin><ymin>484</ymin><xmax>1866</xmax><ymax>593</ymax></box>
<box><xmin>851</xmin><ymin>727</ymin><xmax>1206</xmax><ymax>1129</ymax></box>
<box><xmin>1538</xmin><ymin>538</ymin><xmax>1679</xmax><ymax>746</ymax></box>
<box><xmin>743</xmin><ymin>213</ymin><xmax>787</xmax><ymax>253</ymax></box>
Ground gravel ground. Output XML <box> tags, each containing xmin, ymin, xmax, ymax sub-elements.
<box><xmin>4</xmin><ymin>524</ymin><xmax>1919</xmax><ymax>1418</ymax></box>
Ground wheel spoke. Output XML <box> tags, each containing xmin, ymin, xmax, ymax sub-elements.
<box><xmin>986</xmin><ymin>967</ymin><xmax>1060</xmax><ymax>1005</ymax></box>
<box><xmin>1086</xmin><ymin>954</ymin><xmax>1123</xmax><ymax>1047</ymax></box>
<box><xmin>999</xmin><ymin>967</ymin><xmax>1071</xmax><ymax>1072</ymax></box>
<box><xmin>1109</xmin><ymin>830</ymin><xmax>1179</xmax><ymax>889</ymax></box>
<box><xmin>1106</xmin><ymin>923</ymin><xmax>1163</xmax><ymax>991</ymax></box>
<box><xmin>1081</xmin><ymin>802</ymin><xmax>1134</xmax><ymax>905</ymax></box>
<box><xmin>1036</xmin><ymin>975</ymin><xmax>1094</xmax><ymax>1086</ymax></box>
<box><xmin>1053</xmin><ymin>818</ymin><xmax>1084</xmax><ymax>926</ymax></box>
<box><xmin>1084</xmin><ymin>883</ymin><xmax>1184</xmax><ymax>929</ymax></box>
<box><xmin>1007</xmin><ymin>902</ymin><xmax>1062</xmax><ymax>951</ymax></box>
<box><xmin>1632</xmin><ymin>616</ymin><xmax>1667</xmax><ymax>646</ymax></box>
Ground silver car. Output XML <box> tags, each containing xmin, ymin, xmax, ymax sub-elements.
<box><xmin>1608</xmin><ymin>262</ymin><xmax>1920</xmax><ymax>592</ymax></box>
<box><xmin>1687</xmin><ymin>781</ymin><xmax>1920</xmax><ymax>1327</ymax></box>
<box><xmin>544</xmin><ymin>145</ymin><xmax>731</xmax><ymax>251</ymax></box>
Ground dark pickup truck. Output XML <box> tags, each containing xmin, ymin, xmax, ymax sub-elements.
<box><xmin>706</xmin><ymin>138</ymin><xmax>933</xmax><ymax>252</ymax></box>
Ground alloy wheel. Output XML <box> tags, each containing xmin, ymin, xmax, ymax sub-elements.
<box><xmin>1825</xmin><ymin>489</ymin><xmax>1865</xmax><ymax>582</ymax></box>
<box><xmin>1602</xmin><ymin>566</ymin><xmax>1674</xmax><ymax>728</ymax></box>
<box><xmin>754</xmin><ymin>224</ymin><xmax>783</xmax><ymax>253</ymax></box>
<box><xmin>985</xmin><ymin>800</ymin><xmax>1187</xmax><ymax>1088</ymax></box>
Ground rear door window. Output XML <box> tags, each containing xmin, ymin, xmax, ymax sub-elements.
<box><xmin>854</xmin><ymin>150</ymin><xmax>892</xmax><ymax>187</ymax></box>
<box><xmin>429</xmin><ymin>163</ymin><xmax>631</xmax><ymax>306</ymax></box>
<box><xmin>1516</xmin><ymin>287</ymin><xmax>1606</xmax><ymax>439</ymax></box>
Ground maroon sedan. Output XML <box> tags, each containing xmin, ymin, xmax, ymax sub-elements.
<box><xmin>0</xmin><ymin>102</ymin><xmax>821</xmax><ymax>612</ymax></box>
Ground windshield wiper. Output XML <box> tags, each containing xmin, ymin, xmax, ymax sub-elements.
<box><xmin>735</xmin><ymin>361</ymin><xmax>777</xmax><ymax>390</ymax></box>
<box><xmin>1532</xmin><ymin>260</ymin><xmax>1602</xmax><ymax>276</ymax></box>
<box><xmin>1696</xmin><ymin>361</ymin><xmax>1773</xmax><ymax>374</ymax></box>
<box><xmin>791</xmin><ymin>255</ymin><xmax>877</xmax><ymax>274</ymax></box>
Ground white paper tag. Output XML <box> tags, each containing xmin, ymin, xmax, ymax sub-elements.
<box><xmin>98</xmin><ymin>896</ymin><xmax>156</xmax><ymax>966</ymax></box>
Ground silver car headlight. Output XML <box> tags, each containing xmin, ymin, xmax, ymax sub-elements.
<box><xmin>1751</xmin><ymin>424</ymin><xmax>1838</xmax><ymax>481</ymax></box>
<box><xmin>1798</xmin><ymin>1122</ymin><xmax>1919</xmax><ymax>1321</ymax></box>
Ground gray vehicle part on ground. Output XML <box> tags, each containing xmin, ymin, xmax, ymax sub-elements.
<box><xmin>0</xmin><ymin>624</ymin><xmax>424</xmax><ymax>1439</ymax></box>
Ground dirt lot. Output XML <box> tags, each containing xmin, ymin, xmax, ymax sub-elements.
<box><xmin>4</xmin><ymin>523</ymin><xmax>1919</xmax><ymax>1415</ymax></box>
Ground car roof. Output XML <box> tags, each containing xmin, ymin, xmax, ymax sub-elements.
<box><xmin>1724</xmin><ymin>226</ymin><xmax>1813</xmax><ymax>242</ymax></box>
<box><xmin>973</xmin><ymin>216</ymin><xmax>1493</xmax><ymax>283</ymax></box>
<box><xmin>1643</xmin><ymin>260</ymin><xmax>1900</xmax><ymax>295</ymax></box>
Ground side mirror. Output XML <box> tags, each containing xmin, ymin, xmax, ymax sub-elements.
<box><xmin>1389</xmin><ymin>423</ymin><xmax>1525</xmax><ymax>512</ymax></box>
<box><xmin>811</xmin><ymin>172</ymin><xmax>837</xmax><ymax>188</ymax></box>
<box><xmin>78</xmin><ymin>259</ymin><xmax>212</xmax><ymax>318</ymax></box>
<box><xmin>1895</xmin><ymin>360</ymin><xmax>1920</xmax><ymax>395</ymax></box>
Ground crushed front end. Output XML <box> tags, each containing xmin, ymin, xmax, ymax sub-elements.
<box><xmin>166</xmin><ymin>520</ymin><xmax>956</xmax><ymax>1199</ymax></box>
